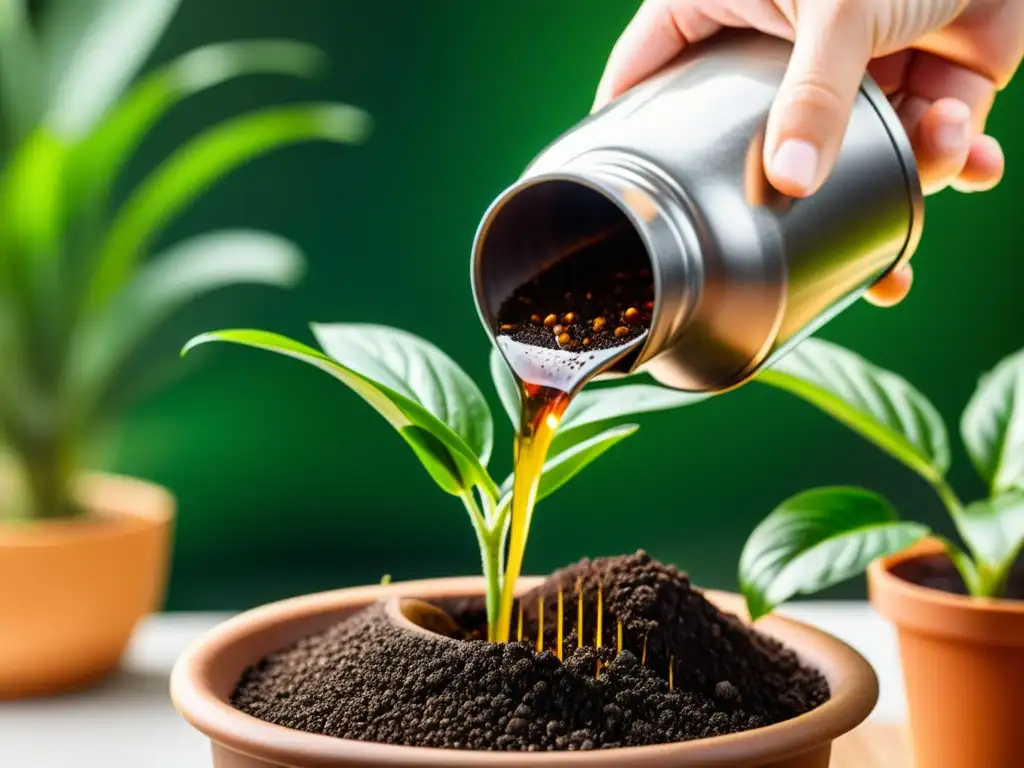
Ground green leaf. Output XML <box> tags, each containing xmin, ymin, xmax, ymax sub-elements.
<box><xmin>71</xmin><ymin>230</ymin><xmax>305</xmax><ymax>407</ymax></box>
<box><xmin>489</xmin><ymin>346</ymin><xmax>520</xmax><ymax>427</ymax></box>
<box><xmin>758</xmin><ymin>338</ymin><xmax>949</xmax><ymax>482</ymax></box>
<box><xmin>182</xmin><ymin>330</ymin><xmax>496</xmax><ymax>498</ymax></box>
<box><xmin>557</xmin><ymin>380</ymin><xmax>707</xmax><ymax>447</ymax></box>
<box><xmin>312</xmin><ymin>324</ymin><xmax>493</xmax><ymax>466</ymax></box>
<box><xmin>65</xmin><ymin>40</ymin><xmax>328</xmax><ymax>214</ymax></box>
<box><xmin>41</xmin><ymin>0</ymin><xmax>181</xmax><ymax>138</ymax></box>
<box><xmin>0</xmin><ymin>0</ymin><xmax>43</xmax><ymax>141</ymax></box>
<box><xmin>499</xmin><ymin>424</ymin><xmax>639</xmax><ymax>504</ymax></box>
<box><xmin>961</xmin><ymin>349</ymin><xmax>1024</xmax><ymax>494</ymax></box>
<box><xmin>87</xmin><ymin>102</ymin><xmax>371</xmax><ymax>312</ymax></box>
<box><xmin>0</xmin><ymin>130</ymin><xmax>67</xmax><ymax>263</ymax></box>
<box><xmin>739</xmin><ymin>486</ymin><xmax>929</xmax><ymax>619</ymax></box>
<box><xmin>958</xmin><ymin>490</ymin><xmax>1024</xmax><ymax>596</ymax></box>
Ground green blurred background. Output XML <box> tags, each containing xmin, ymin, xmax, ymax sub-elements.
<box><xmin>107</xmin><ymin>0</ymin><xmax>1023</xmax><ymax>610</ymax></box>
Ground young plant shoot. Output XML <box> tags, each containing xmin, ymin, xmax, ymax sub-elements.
<box><xmin>741</xmin><ymin>339</ymin><xmax>1024</xmax><ymax>618</ymax></box>
<box><xmin>183</xmin><ymin>325</ymin><xmax>702</xmax><ymax>639</ymax></box>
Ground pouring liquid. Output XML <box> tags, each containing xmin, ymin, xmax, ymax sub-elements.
<box><xmin>490</xmin><ymin>217</ymin><xmax>654</xmax><ymax>643</ymax></box>
<box><xmin>494</xmin><ymin>334</ymin><xmax>648</xmax><ymax>642</ymax></box>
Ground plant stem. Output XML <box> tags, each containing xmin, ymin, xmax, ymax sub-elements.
<box><xmin>21</xmin><ymin>437</ymin><xmax>77</xmax><ymax>519</ymax></box>
<box><xmin>480</xmin><ymin>528</ymin><xmax>503</xmax><ymax>642</ymax></box>
<box><xmin>461</xmin><ymin>490</ymin><xmax>501</xmax><ymax>641</ymax></box>
<box><xmin>930</xmin><ymin>476</ymin><xmax>965</xmax><ymax>519</ymax></box>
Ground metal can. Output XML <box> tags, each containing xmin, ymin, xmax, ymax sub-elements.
<box><xmin>472</xmin><ymin>30</ymin><xmax>923</xmax><ymax>393</ymax></box>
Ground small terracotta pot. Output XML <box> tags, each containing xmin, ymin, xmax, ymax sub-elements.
<box><xmin>172</xmin><ymin>578</ymin><xmax>878</xmax><ymax>767</ymax></box>
<box><xmin>868</xmin><ymin>540</ymin><xmax>1024</xmax><ymax>768</ymax></box>
<box><xmin>0</xmin><ymin>473</ymin><xmax>174</xmax><ymax>698</ymax></box>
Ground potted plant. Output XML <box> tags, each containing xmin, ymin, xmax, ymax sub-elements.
<box><xmin>171</xmin><ymin>323</ymin><xmax>879</xmax><ymax>766</ymax></box>
<box><xmin>0</xmin><ymin>0</ymin><xmax>370</xmax><ymax>698</ymax></box>
<box><xmin>738</xmin><ymin>338</ymin><xmax>1024</xmax><ymax>768</ymax></box>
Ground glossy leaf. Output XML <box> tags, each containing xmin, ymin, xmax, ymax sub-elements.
<box><xmin>758</xmin><ymin>338</ymin><xmax>949</xmax><ymax>482</ymax></box>
<box><xmin>489</xmin><ymin>346</ymin><xmax>520</xmax><ymax>427</ymax></box>
<box><xmin>42</xmin><ymin>0</ymin><xmax>181</xmax><ymax>138</ymax></box>
<box><xmin>557</xmin><ymin>380</ymin><xmax>707</xmax><ymax>447</ymax></box>
<box><xmin>88</xmin><ymin>102</ymin><xmax>371</xmax><ymax>312</ymax></box>
<box><xmin>312</xmin><ymin>324</ymin><xmax>493</xmax><ymax>466</ymax></box>
<box><xmin>958</xmin><ymin>490</ymin><xmax>1024</xmax><ymax>596</ymax></box>
<box><xmin>65</xmin><ymin>40</ymin><xmax>328</xmax><ymax>213</ymax></box>
<box><xmin>961</xmin><ymin>349</ymin><xmax>1024</xmax><ymax>494</ymax></box>
<box><xmin>499</xmin><ymin>424</ymin><xmax>639</xmax><ymax>504</ymax></box>
<box><xmin>740</xmin><ymin>486</ymin><xmax>929</xmax><ymax>619</ymax></box>
<box><xmin>182</xmin><ymin>330</ymin><xmax>496</xmax><ymax>498</ymax></box>
<box><xmin>73</xmin><ymin>230</ymin><xmax>305</xmax><ymax>404</ymax></box>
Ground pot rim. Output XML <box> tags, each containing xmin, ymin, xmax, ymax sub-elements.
<box><xmin>171</xmin><ymin>577</ymin><xmax>877</xmax><ymax>767</ymax></box>
<box><xmin>868</xmin><ymin>539</ymin><xmax>1024</xmax><ymax>645</ymax></box>
<box><xmin>0</xmin><ymin>472</ymin><xmax>174</xmax><ymax>545</ymax></box>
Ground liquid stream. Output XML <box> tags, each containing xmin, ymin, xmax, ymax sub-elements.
<box><xmin>494</xmin><ymin>332</ymin><xmax>648</xmax><ymax>643</ymax></box>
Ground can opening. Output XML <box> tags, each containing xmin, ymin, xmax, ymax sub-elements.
<box><xmin>474</xmin><ymin>178</ymin><xmax>653</xmax><ymax>373</ymax></box>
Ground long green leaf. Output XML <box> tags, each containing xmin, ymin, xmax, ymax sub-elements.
<box><xmin>961</xmin><ymin>349</ymin><xmax>1024</xmax><ymax>494</ymax></box>
<box><xmin>0</xmin><ymin>130</ymin><xmax>66</xmax><ymax>259</ymax></box>
<box><xmin>740</xmin><ymin>486</ymin><xmax>929</xmax><ymax>619</ymax></box>
<box><xmin>958</xmin><ymin>490</ymin><xmax>1024</xmax><ymax>596</ymax></box>
<box><xmin>758</xmin><ymin>338</ymin><xmax>949</xmax><ymax>482</ymax></box>
<box><xmin>65</xmin><ymin>40</ymin><xmax>328</xmax><ymax>214</ymax></box>
<box><xmin>498</xmin><ymin>423</ymin><xmax>638</xmax><ymax>505</ymax></box>
<box><xmin>0</xmin><ymin>130</ymin><xmax>67</xmax><ymax>303</ymax></box>
<box><xmin>182</xmin><ymin>330</ymin><xmax>496</xmax><ymax>498</ymax></box>
<box><xmin>489</xmin><ymin>346</ymin><xmax>520</xmax><ymax>427</ymax></box>
<box><xmin>41</xmin><ymin>0</ymin><xmax>181</xmax><ymax>138</ymax></box>
<box><xmin>312</xmin><ymin>324</ymin><xmax>493</xmax><ymax>466</ymax></box>
<box><xmin>0</xmin><ymin>0</ymin><xmax>43</xmax><ymax>141</ymax></box>
<box><xmin>72</xmin><ymin>230</ymin><xmax>305</xmax><ymax>407</ymax></box>
<box><xmin>88</xmin><ymin>102</ymin><xmax>370</xmax><ymax>313</ymax></box>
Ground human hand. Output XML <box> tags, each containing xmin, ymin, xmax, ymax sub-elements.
<box><xmin>592</xmin><ymin>0</ymin><xmax>1024</xmax><ymax>306</ymax></box>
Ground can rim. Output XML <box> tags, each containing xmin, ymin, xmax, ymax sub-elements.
<box><xmin>858</xmin><ymin>77</ymin><xmax>925</xmax><ymax>277</ymax></box>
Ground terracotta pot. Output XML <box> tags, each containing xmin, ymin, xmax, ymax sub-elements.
<box><xmin>171</xmin><ymin>577</ymin><xmax>878</xmax><ymax>767</ymax></box>
<box><xmin>868</xmin><ymin>540</ymin><xmax>1024</xmax><ymax>768</ymax></box>
<box><xmin>0</xmin><ymin>473</ymin><xmax>174</xmax><ymax>698</ymax></box>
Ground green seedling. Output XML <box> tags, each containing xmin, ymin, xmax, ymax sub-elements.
<box><xmin>183</xmin><ymin>324</ymin><xmax>703</xmax><ymax>639</ymax></box>
<box><xmin>0</xmin><ymin>0</ymin><xmax>370</xmax><ymax>521</ymax></box>
<box><xmin>741</xmin><ymin>339</ymin><xmax>1024</xmax><ymax>617</ymax></box>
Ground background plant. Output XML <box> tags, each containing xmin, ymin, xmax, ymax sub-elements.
<box><xmin>0</xmin><ymin>0</ymin><xmax>370</xmax><ymax>520</ymax></box>
<box><xmin>740</xmin><ymin>339</ymin><xmax>1024</xmax><ymax>618</ymax></box>
<box><xmin>184</xmin><ymin>325</ymin><xmax>703</xmax><ymax>639</ymax></box>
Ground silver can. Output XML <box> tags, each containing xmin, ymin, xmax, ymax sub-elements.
<box><xmin>471</xmin><ymin>30</ymin><xmax>923</xmax><ymax>393</ymax></box>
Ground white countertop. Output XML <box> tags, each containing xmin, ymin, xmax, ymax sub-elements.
<box><xmin>0</xmin><ymin>603</ymin><xmax>906</xmax><ymax>768</ymax></box>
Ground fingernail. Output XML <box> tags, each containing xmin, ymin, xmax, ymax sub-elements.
<box><xmin>935</xmin><ymin>111</ymin><xmax>970</xmax><ymax>152</ymax></box>
<box><xmin>770</xmin><ymin>139</ymin><xmax>819</xmax><ymax>194</ymax></box>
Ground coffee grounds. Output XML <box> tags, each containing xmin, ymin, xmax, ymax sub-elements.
<box><xmin>232</xmin><ymin>552</ymin><xmax>828</xmax><ymax>750</ymax></box>
<box><xmin>496</xmin><ymin>222</ymin><xmax>653</xmax><ymax>353</ymax></box>
<box><xmin>892</xmin><ymin>552</ymin><xmax>1024</xmax><ymax>599</ymax></box>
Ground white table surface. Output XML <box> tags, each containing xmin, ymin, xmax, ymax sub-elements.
<box><xmin>0</xmin><ymin>603</ymin><xmax>906</xmax><ymax>768</ymax></box>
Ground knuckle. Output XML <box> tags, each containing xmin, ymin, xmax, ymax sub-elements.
<box><xmin>821</xmin><ymin>0</ymin><xmax>867</xmax><ymax>21</ymax></box>
<box><xmin>785</xmin><ymin>77</ymin><xmax>849</xmax><ymax>116</ymax></box>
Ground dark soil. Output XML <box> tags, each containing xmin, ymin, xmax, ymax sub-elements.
<box><xmin>232</xmin><ymin>552</ymin><xmax>828</xmax><ymax>751</ymax></box>
<box><xmin>496</xmin><ymin>222</ymin><xmax>653</xmax><ymax>353</ymax></box>
<box><xmin>892</xmin><ymin>552</ymin><xmax>1024</xmax><ymax>599</ymax></box>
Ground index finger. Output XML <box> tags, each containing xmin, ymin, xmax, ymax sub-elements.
<box><xmin>592</xmin><ymin>1</ymin><xmax>693</xmax><ymax>112</ymax></box>
<box><xmin>591</xmin><ymin>0</ymin><xmax>794</xmax><ymax>112</ymax></box>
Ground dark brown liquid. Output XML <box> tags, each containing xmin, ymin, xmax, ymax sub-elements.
<box><xmin>493</xmin><ymin>227</ymin><xmax>652</xmax><ymax>642</ymax></box>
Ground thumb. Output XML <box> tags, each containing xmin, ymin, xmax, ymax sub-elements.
<box><xmin>763</xmin><ymin>4</ymin><xmax>873</xmax><ymax>197</ymax></box>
